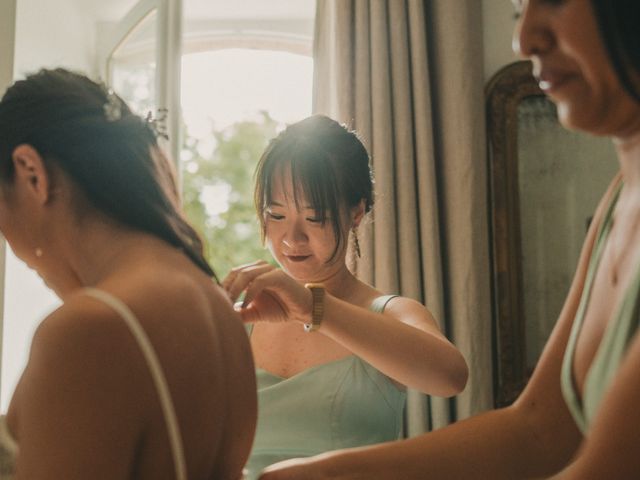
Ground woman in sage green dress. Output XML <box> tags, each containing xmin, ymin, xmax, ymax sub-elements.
<box><xmin>221</xmin><ymin>115</ymin><xmax>469</xmax><ymax>480</ymax></box>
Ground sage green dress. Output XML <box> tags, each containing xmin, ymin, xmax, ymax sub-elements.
<box><xmin>244</xmin><ymin>295</ymin><xmax>406</xmax><ymax>480</ymax></box>
<box><xmin>561</xmin><ymin>183</ymin><xmax>640</xmax><ymax>433</ymax></box>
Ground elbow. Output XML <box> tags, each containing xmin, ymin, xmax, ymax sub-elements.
<box><xmin>441</xmin><ymin>352</ymin><xmax>469</xmax><ymax>397</ymax></box>
<box><xmin>426</xmin><ymin>350</ymin><xmax>469</xmax><ymax>398</ymax></box>
<box><xmin>452</xmin><ymin>354</ymin><xmax>469</xmax><ymax>395</ymax></box>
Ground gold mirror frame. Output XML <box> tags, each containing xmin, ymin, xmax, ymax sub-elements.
<box><xmin>486</xmin><ymin>60</ymin><xmax>544</xmax><ymax>408</ymax></box>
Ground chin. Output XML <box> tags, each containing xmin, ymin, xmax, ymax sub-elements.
<box><xmin>282</xmin><ymin>266</ymin><xmax>313</xmax><ymax>282</ymax></box>
<box><xmin>556</xmin><ymin>103</ymin><xmax>605</xmax><ymax>136</ymax></box>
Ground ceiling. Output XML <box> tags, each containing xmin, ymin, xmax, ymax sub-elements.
<box><xmin>74</xmin><ymin>0</ymin><xmax>316</xmax><ymax>22</ymax></box>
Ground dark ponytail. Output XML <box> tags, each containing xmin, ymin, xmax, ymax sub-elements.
<box><xmin>0</xmin><ymin>68</ymin><xmax>217</xmax><ymax>280</ymax></box>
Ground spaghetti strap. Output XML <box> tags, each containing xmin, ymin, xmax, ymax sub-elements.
<box><xmin>370</xmin><ymin>295</ymin><xmax>398</xmax><ymax>313</ymax></box>
<box><xmin>81</xmin><ymin>288</ymin><xmax>187</xmax><ymax>480</ymax></box>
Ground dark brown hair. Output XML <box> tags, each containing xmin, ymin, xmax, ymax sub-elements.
<box><xmin>591</xmin><ymin>0</ymin><xmax>640</xmax><ymax>101</ymax></box>
<box><xmin>0</xmin><ymin>68</ymin><xmax>216</xmax><ymax>279</ymax></box>
<box><xmin>254</xmin><ymin>114</ymin><xmax>373</xmax><ymax>262</ymax></box>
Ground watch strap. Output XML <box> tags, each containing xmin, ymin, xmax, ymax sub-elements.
<box><xmin>303</xmin><ymin>283</ymin><xmax>324</xmax><ymax>332</ymax></box>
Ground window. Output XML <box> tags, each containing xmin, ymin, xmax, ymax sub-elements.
<box><xmin>180</xmin><ymin>48</ymin><xmax>313</xmax><ymax>275</ymax></box>
<box><xmin>106</xmin><ymin>0</ymin><xmax>315</xmax><ymax>276</ymax></box>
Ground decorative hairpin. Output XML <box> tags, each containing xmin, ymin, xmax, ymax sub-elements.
<box><xmin>146</xmin><ymin>108</ymin><xmax>169</xmax><ymax>140</ymax></box>
<box><xmin>103</xmin><ymin>89</ymin><xmax>123</xmax><ymax>122</ymax></box>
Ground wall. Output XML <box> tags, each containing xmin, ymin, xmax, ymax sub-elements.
<box><xmin>13</xmin><ymin>0</ymin><xmax>95</xmax><ymax>77</ymax></box>
<box><xmin>482</xmin><ymin>0</ymin><xmax>519</xmax><ymax>82</ymax></box>
<box><xmin>0</xmin><ymin>0</ymin><xmax>16</xmax><ymax>88</ymax></box>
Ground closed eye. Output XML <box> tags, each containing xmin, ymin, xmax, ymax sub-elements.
<box><xmin>266</xmin><ymin>211</ymin><xmax>285</xmax><ymax>220</ymax></box>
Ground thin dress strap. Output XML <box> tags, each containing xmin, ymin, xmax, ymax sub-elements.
<box><xmin>370</xmin><ymin>295</ymin><xmax>399</xmax><ymax>313</ymax></box>
<box><xmin>81</xmin><ymin>288</ymin><xmax>187</xmax><ymax>480</ymax></box>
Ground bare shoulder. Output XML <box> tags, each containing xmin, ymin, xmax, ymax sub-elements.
<box><xmin>29</xmin><ymin>293</ymin><xmax>147</xmax><ymax>369</ymax></box>
<box><xmin>95</xmin><ymin>262</ymin><xmax>238</xmax><ymax>340</ymax></box>
<box><xmin>14</xmin><ymin>294</ymin><xmax>151</xmax><ymax>437</ymax></box>
<box><xmin>375</xmin><ymin>294</ymin><xmax>441</xmax><ymax>333</ymax></box>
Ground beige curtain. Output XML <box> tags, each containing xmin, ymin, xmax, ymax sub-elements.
<box><xmin>313</xmin><ymin>0</ymin><xmax>493</xmax><ymax>434</ymax></box>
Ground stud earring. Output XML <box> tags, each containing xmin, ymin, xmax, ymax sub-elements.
<box><xmin>35</xmin><ymin>248</ymin><xmax>43</xmax><ymax>258</ymax></box>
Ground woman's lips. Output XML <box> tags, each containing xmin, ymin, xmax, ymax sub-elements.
<box><xmin>537</xmin><ymin>70</ymin><xmax>578</xmax><ymax>94</ymax></box>
<box><xmin>285</xmin><ymin>254</ymin><xmax>311</xmax><ymax>262</ymax></box>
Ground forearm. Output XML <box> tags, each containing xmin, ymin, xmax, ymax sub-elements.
<box><xmin>318</xmin><ymin>295</ymin><xmax>467</xmax><ymax>395</ymax></box>
<box><xmin>307</xmin><ymin>406</ymin><xmax>566</xmax><ymax>480</ymax></box>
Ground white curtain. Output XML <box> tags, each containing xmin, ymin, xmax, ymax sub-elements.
<box><xmin>313</xmin><ymin>0</ymin><xmax>492</xmax><ymax>434</ymax></box>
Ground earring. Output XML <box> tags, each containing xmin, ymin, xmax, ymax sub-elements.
<box><xmin>35</xmin><ymin>248</ymin><xmax>43</xmax><ymax>258</ymax></box>
<box><xmin>351</xmin><ymin>226</ymin><xmax>361</xmax><ymax>258</ymax></box>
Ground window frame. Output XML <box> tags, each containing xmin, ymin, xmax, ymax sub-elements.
<box><xmin>98</xmin><ymin>0</ymin><xmax>183</xmax><ymax>172</ymax></box>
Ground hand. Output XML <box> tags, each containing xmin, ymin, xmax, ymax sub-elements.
<box><xmin>221</xmin><ymin>260</ymin><xmax>312</xmax><ymax>325</ymax></box>
<box><xmin>259</xmin><ymin>457</ymin><xmax>327</xmax><ymax>480</ymax></box>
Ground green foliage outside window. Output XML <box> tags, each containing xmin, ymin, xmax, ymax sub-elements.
<box><xmin>111</xmin><ymin>65</ymin><xmax>278</xmax><ymax>279</ymax></box>
<box><xmin>181</xmin><ymin>112</ymin><xmax>278</xmax><ymax>278</ymax></box>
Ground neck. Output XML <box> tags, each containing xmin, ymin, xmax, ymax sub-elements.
<box><xmin>615</xmin><ymin>129</ymin><xmax>640</xmax><ymax>188</ymax></box>
<box><xmin>46</xmin><ymin>212</ymin><xmax>176</xmax><ymax>298</ymax></box>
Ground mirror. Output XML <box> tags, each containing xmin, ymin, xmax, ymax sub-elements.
<box><xmin>486</xmin><ymin>61</ymin><xmax>618</xmax><ymax>407</ymax></box>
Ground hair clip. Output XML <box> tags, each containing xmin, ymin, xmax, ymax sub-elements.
<box><xmin>103</xmin><ymin>89</ymin><xmax>122</xmax><ymax>122</ymax></box>
<box><xmin>146</xmin><ymin>108</ymin><xmax>169</xmax><ymax>140</ymax></box>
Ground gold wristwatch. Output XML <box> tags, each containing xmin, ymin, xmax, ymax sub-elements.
<box><xmin>303</xmin><ymin>283</ymin><xmax>325</xmax><ymax>332</ymax></box>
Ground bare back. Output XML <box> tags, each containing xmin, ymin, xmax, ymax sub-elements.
<box><xmin>6</xmin><ymin>250</ymin><xmax>256</xmax><ymax>480</ymax></box>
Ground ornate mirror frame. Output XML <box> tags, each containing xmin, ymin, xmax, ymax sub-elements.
<box><xmin>486</xmin><ymin>60</ymin><xmax>544</xmax><ymax>408</ymax></box>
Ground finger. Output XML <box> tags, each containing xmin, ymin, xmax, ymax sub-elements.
<box><xmin>221</xmin><ymin>260</ymin><xmax>268</xmax><ymax>291</ymax></box>
<box><xmin>236</xmin><ymin>302</ymin><xmax>261</xmax><ymax>324</ymax></box>
<box><xmin>241</xmin><ymin>269</ymin><xmax>286</xmax><ymax>308</ymax></box>
<box><xmin>221</xmin><ymin>270</ymin><xmax>237</xmax><ymax>292</ymax></box>
<box><xmin>227</xmin><ymin>262</ymin><xmax>274</xmax><ymax>302</ymax></box>
<box><xmin>226</xmin><ymin>262</ymin><xmax>274</xmax><ymax>302</ymax></box>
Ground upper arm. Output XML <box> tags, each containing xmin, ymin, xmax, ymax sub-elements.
<box><xmin>382</xmin><ymin>296</ymin><xmax>446</xmax><ymax>340</ymax></box>
<box><xmin>13</xmin><ymin>303</ymin><xmax>148</xmax><ymax>479</ymax></box>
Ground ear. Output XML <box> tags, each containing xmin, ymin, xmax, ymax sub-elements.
<box><xmin>11</xmin><ymin>144</ymin><xmax>51</xmax><ymax>205</ymax></box>
<box><xmin>350</xmin><ymin>199</ymin><xmax>367</xmax><ymax>228</ymax></box>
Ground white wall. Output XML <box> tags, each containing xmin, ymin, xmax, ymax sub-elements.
<box><xmin>0</xmin><ymin>0</ymin><xmax>16</xmax><ymax>88</ymax></box>
<box><xmin>482</xmin><ymin>0</ymin><xmax>519</xmax><ymax>82</ymax></box>
<box><xmin>13</xmin><ymin>0</ymin><xmax>96</xmax><ymax>77</ymax></box>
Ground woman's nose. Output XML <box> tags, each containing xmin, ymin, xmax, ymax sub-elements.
<box><xmin>512</xmin><ymin>3</ymin><xmax>553</xmax><ymax>59</ymax></box>
<box><xmin>282</xmin><ymin>221</ymin><xmax>308</xmax><ymax>247</ymax></box>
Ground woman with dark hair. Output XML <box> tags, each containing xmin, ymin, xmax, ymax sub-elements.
<box><xmin>0</xmin><ymin>68</ymin><xmax>256</xmax><ymax>479</ymax></box>
<box><xmin>221</xmin><ymin>114</ymin><xmax>468</xmax><ymax>480</ymax></box>
<box><xmin>258</xmin><ymin>0</ymin><xmax>640</xmax><ymax>479</ymax></box>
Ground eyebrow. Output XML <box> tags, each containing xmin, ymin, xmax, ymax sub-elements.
<box><xmin>268</xmin><ymin>201</ymin><xmax>317</xmax><ymax>211</ymax></box>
